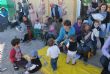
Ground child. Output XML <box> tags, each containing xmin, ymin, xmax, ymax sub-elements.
<box><xmin>66</xmin><ymin>36</ymin><xmax>78</xmax><ymax>65</ymax></box>
<box><xmin>47</xmin><ymin>38</ymin><xmax>60</xmax><ymax>71</ymax></box>
<box><xmin>34</xmin><ymin>19</ymin><xmax>42</xmax><ymax>38</ymax></box>
<box><xmin>9</xmin><ymin>38</ymin><xmax>28</xmax><ymax>70</ymax></box>
<box><xmin>25</xmin><ymin>50</ymin><xmax>42</xmax><ymax>73</ymax></box>
<box><xmin>34</xmin><ymin>19</ymin><xmax>42</xmax><ymax>30</ymax></box>
<box><xmin>91</xmin><ymin>20</ymin><xmax>100</xmax><ymax>55</ymax></box>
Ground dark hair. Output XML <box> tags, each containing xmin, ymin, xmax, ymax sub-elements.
<box><xmin>77</xmin><ymin>17</ymin><xmax>82</xmax><ymax>21</ymax></box>
<box><xmin>99</xmin><ymin>3</ymin><xmax>108</xmax><ymax>11</ymax></box>
<box><xmin>11</xmin><ymin>38</ymin><xmax>20</xmax><ymax>46</ymax></box>
<box><xmin>69</xmin><ymin>36</ymin><xmax>75</xmax><ymax>41</ymax></box>
<box><xmin>22</xmin><ymin>15</ymin><xmax>31</xmax><ymax>24</ymax></box>
<box><xmin>47</xmin><ymin>17</ymin><xmax>54</xmax><ymax>25</ymax></box>
<box><xmin>29</xmin><ymin>3</ymin><xmax>32</xmax><ymax>6</ymax></box>
<box><xmin>64</xmin><ymin>20</ymin><xmax>71</xmax><ymax>26</ymax></box>
<box><xmin>82</xmin><ymin>23</ymin><xmax>91</xmax><ymax>32</ymax></box>
<box><xmin>94</xmin><ymin>20</ymin><xmax>100</xmax><ymax>23</ymax></box>
<box><xmin>48</xmin><ymin>38</ymin><xmax>55</xmax><ymax>46</ymax></box>
<box><xmin>59</xmin><ymin>18</ymin><xmax>63</xmax><ymax>23</ymax></box>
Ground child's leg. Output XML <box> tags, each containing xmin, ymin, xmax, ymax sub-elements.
<box><xmin>51</xmin><ymin>57</ymin><xmax>58</xmax><ymax>71</ymax></box>
<box><xmin>72</xmin><ymin>57</ymin><xmax>76</xmax><ymax>65</ymax></box>
<box><xmin>72</xmin><ymin>54</ymin><xmax>80</xmax><ymax>65</ymax></box>
<box><xmin>66</xmin><ymin>54</ymin><xmax>71</xmax><ymax>64</ymax></box>
<box><xmin>16</xmin><ymin>58</ymin><xmax>28</xmax><ymax>68</ymax></box>
<box><xmin>54</xmin><ymin>57</ymin><xmax>58</xmax><ymax>70</ymax></box>
<box><xmin>13</xmin><ymin>62</ymin><xmax>19</xmax><ymax>70</ymax></box>
<box><xmin>72</xmin><ymin>53</ymin><xmax>78</xmax><ymax>65</ymax></box>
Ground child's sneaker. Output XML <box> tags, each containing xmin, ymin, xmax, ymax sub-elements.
<box><xmin>13</xmin><ymin>64</ymin><xmax>19</xmax><ymax>71</ymax></box>
<box><xmin>72</xmin><ymin>62</ymin><xmax>76</xmax><ymax>65</ymax></box>
<box><xmin>24</xmin><ymin>71</ymin><xmax>29</xmax><ymax>74</ymax></box>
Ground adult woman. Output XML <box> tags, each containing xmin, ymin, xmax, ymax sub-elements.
<box><xmin>55</xmin><ymin>20</ymin><xmax>75</xmax><ymax>45</ymax></box>
<box><xmin>91</xmin><ymin>3</ymin><xmax>110</xmax><ymax>47</ymax></box>
<box><xmin>1</xmin><ymin>7</ymin><xmax>8</xmax><ymax>17</ymax></box>
<box><xmin>78</xmin><ymin>23</ymin><xmax>92</xmax><ymax>62</ymax></box>
<box><xmin>87</xmin><ymin>0</ymin><xmax>98</xmax><ymax>15</ymax></box>
<box><xmin>29</xmin><ymin>3</ymin><xmax>38</xmax><ymax>25</ymax></box>
<box><xmin>21</xmin><ymin>15</ymin><xmax>33</xmax><ymax>42</ymax></box>
<box><xmin>73</xmin><ymin>17</ymin><xmax>83</xmax><ymax>44</ymax></box>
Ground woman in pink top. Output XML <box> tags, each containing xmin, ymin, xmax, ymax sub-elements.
<box><xmin>29</xmin><ymin>3</ymin><xmax>38</xmax><ymax>25</ymax></box>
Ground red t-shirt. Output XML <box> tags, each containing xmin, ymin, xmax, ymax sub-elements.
<box><xmin>9</xmin><ymin>48</ymin><xmax>16</xmax><ymax>63</ymax></box>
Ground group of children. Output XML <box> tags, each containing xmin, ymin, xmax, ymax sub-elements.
<box><xmin>9</xmin><ymin>1</ymin><xmax>110</xmax><ymax>73</ymax></box>
<box><xmin>12</xmin><ymin>16</ymin><xmax>110</xmax><ymax>73</ymax></box>
<box><xmin>46</xmin><ymin>13</ymin><xmax>110</xmax><ymax>72</ymax></box>
<box><xmin>9</xmin><ymin>38</ymin><xmax>42</xmax><ymax>74</ymax></box>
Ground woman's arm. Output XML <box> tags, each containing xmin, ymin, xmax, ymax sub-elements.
<box><xmin>102</xmin><ymin>37</ymin><xmax>110</xmax><ymax>59</ymax></box>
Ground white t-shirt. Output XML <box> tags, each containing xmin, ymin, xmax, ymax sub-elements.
<box><xmin>34</xmin><ymin>23</ymin><xmax>42</xmax><ymax>29</ymax></box>
<box><xmin>91</xmin><ymin>28</ymin><xmax>99</xmax><ymax>41</ymax></box>
<box><xmin>47</xmin><ymin>45</ymin><xmax>60</xmax><ymax>59</ymax></box>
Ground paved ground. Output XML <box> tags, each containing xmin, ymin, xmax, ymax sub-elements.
<box><xmin>0</xmin><ymin>27</ymin><xmax>104</xmax><ymax>74</ymax></box>
<box><xmin>0</xmin><ymin>28</ymin><xmax>44</xmax><ymax>74</ymax></box>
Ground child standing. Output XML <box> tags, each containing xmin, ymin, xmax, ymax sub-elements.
<box><xmin>91</xmin><ymin>20</ymin><xmax>100</xmax><ymax>55</ymax></box>
<box><xmin>47</xmin><ymin>38</ymin><xmax>60</xmax><ymax>71</ymax></box>
<box><xmin>66</xmin><ymin>36</ymin><xmax>78</xmax><ymax>65</ymax></box>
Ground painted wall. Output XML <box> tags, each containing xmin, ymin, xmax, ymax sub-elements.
<box><xmin>13</xmin><ymin>0</ymin><xmax>78</xmax><ymax>23</ymax></box>
<box><xmin>28</xmin><ymin>0</ymin><xmax>77</xmax><ymax>23</ymax></box>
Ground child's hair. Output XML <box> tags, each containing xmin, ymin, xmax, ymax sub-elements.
<box><xmin>94</xmin><ymin>20</ymin><xmax>100</xmax><ymax>23</ymax></box>
<box><xmin>69</xmin><ymin>36</ymin><xmax>75</xmax><ymax>41</ymax></box>
<box><xmin>48</xmin><ymin>38</ymin><xmax>55</xmax><ymax>46</ymax></box>
<box><xmin>47</xmin><ymin>17</ymin><xmax>54</xmax><ymax>25</ymax></box>
<box><xmin>82</xmin><ymin>23</ymin><xmax>91</xmax><ymax>32</ymax></box>
<box><xmin>11</xmin><ymin>38</ymin><xmax>20</xmax><ymax>46</ymax></box>
<box><xmin>59</xmin><ymin>18</ymin><xmax>63</xmax><ymax>23</ymax></box>
<box><xmin>69</xmin><ymin>35</ymin><xmax>77</xmax><ymax>42</ymax></box>
<box><xmin>64</xmin><ymin>20</ymin><xmax>71</xmax><ymax>26</ymax></box>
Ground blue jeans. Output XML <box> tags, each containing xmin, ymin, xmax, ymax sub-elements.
<box><xmin>51</xmin><ymin>57</ymin><xmax>58</xmax><ymax>71</ymax></box>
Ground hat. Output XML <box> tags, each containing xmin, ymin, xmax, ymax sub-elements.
<box><xmin>1</xmin><ymin>7</ymin><xmax>5</xmax><ymax>10</ymax></box>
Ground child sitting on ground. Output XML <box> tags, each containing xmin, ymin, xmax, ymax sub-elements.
<box><xmin>25</xmin><ymin>50</ymin><xmax>42</xmax><ymax>73</ymax></box>
<box><xmin>34</xmin><ymin>19</ymin><xmax>42</xmax><ymax>39</ymax></box>
<box><xmin>9</xmin><ymin>38</ymin><xmax>28</xmax><ymax>70</ymax></box>
<box><xmin>47</xmin><ymin>38</ymin><xmax>60</xmax><ymax>71</ymax></box>
<box><xmin>34</xmin><ymin>19</ymin><xmax>42</xmax><ymax>30</ymax></box>
<box><xmin>66</xmin><ymin>36</ymin><xmax>78</xmax><ymax>65</ymax></box>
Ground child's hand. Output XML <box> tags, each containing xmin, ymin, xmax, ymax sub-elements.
<box><xmin>60</xmin><ymin>41</ymin><xmax>64</xmax><ymax>46</ymax></box>
<box><xmin>80</xmin><ymin>40</ymin><xmax>84</xmax><ymax>43</ymax></box>
<box><xmin>54</xmin><ymin>40</ymin><xmax>58</xmax><ymax>45</ymax></box>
